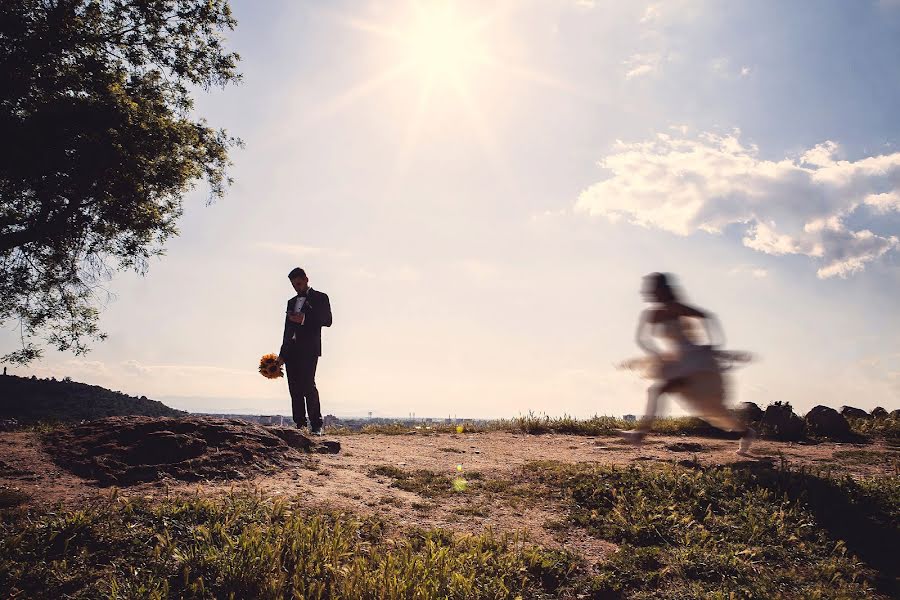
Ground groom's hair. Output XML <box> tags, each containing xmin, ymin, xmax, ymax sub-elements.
<box><xmin>288</xmin><ymin>267</ymin><xmax>307</xmax><ymax>279</ymax></box>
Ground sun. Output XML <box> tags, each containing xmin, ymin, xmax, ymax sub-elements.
<box><xmin>319</xmin><ymin>2</ymin><xmax>585</xmax><ymax>169</ymax></box>
<box><xmin>399</xmin><ymin>3</ymin><xmax>488</xmax><ymax>86</ymax></box>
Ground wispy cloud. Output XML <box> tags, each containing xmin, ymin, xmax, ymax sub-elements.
<box><xmin>640</xmin><ymin>3</ymin><xmax>661</xmax><ymax>24</ymax></box>
<box><xmin>711</xmin><ymin>57</ymin><xmax>753</xmax><ymax>79</ymax></box>
<box><xmin>624</xmin><ymin>52</ymin><xmax>665</xmax><ymax>79</ymax></box>
<box><xmin>254</xmin><ymin>242</ymin><xmax>350</xmax><ymax>258</ymax></box>
<box><xmin>350</xmin><ymin>265</ymin><xmax>420</xmax><ymax>282</ymax></box>
<box><xmin>576</xmin><ymin>130</ymin><xmax>900</xmax><ymax>278</ymax></box>
<box><xmin>728</xmin><ymin>265</ymin><xmax>769</xmax><ymax>279</ymax></box>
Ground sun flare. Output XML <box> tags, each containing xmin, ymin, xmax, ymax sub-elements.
<box><xmin>321</xmin><ymin>2</ymin><xmax>583</xmax><ymax>169</ymax></box>
<box><xmin>400</xmin><ymin>4</ymin><xmax>487</xmax><ymax>85</ymax></box>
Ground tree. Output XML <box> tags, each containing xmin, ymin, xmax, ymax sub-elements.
<box><xmin>0</xmin><ymin>0</ymin><xmax>241</xmax><ymax>363</ymax></box>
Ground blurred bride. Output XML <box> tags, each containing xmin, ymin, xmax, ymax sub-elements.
<box><xmin>618</xmin><ymin>272</ymin><xmax>756</xmax><ymax>456</ymax></box>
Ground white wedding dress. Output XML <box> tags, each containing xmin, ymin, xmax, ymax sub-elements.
<box><xmin>620</xmin><ymin>317</ymin><xmax>753</xmax><ymax>432</ymax></box>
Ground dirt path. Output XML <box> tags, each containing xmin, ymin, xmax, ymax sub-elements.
<box><xmin>2</xmin><ymin>429</ymin><xmax>896</xmax><ymax>562</ymax></box>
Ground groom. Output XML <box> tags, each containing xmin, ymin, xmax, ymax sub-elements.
<box><xmin>277</xmin><ymin>267</ymin><xmax>332</xmax><ymax>435</ymax></box>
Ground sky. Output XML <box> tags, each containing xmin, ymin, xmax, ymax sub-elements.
<box><xmin>3</xmin><ymin>0</ymin><xmax>899</xmax><ymax>418</ymax></box>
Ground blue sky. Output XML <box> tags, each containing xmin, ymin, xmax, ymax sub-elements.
<box><xmin>3</xmin><ymin>0</ymin><xmax>898</xmax><ymax>417</ymax></box>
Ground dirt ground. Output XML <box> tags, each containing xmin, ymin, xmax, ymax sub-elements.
<box><xmin>1</xmin><ymin>428</ymin><xmax>897</xmax><ymax>564</ymax></box>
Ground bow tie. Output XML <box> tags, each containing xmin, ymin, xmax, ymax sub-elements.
<box><xmin>297</xmin><ymin>292</ymin><xmax>308</xmax><ymax>298</ymax></box>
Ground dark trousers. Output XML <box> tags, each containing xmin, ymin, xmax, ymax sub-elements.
<box><xmin>285</xmin><ymin>354</ymin><xmax>321</xmax><ymax>429</ymax></box>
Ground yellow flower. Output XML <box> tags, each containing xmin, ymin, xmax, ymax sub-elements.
<box><xmin>259</xmin><ymin>353</ymin><xmax>284</xmax><ymax>379</ymax></box>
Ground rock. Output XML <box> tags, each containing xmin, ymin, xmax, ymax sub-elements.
<box><xmin>804</xmin><ymin>405</ymin><xmax>851</xmax><ymax>439</ymax></box>
<box><xmin>840</xmin><ymin>406</ymin><xmax>870</xmax><ymax>419</ymax></box>
<box><xmin>870</xmin><ymin>407</ymin><xmax>888</xmax><ymax>418</ymax></box>
<box><xmin>890</xmin><ymin>409</ymin><xmax>900</xmax><ymax>419</ymax></box>
<box><xmin>738</xmin><ymin>402</ymin><xmax>764</xmax><ymax>422</ymax></box>
<box><xmin>760</xmin><ymin>402</ymin><xmax>805</xmax><ymax>441</ymax></box>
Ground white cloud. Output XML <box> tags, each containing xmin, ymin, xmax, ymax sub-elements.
<box><xmin>728</xmin><ymin>265</ymin><xmax>769</xmax><ymax>279</ymax></box>
<box><xmin>576</xmin><ymin>130</ymin><xmax>900</xmax><ymax>278</ymax></box>
<box><xmin>624</xmin><ymin>53</ymin><xmax>665</xmax><ymax>79</ymax></box>
<box><xmin>625</xmin><ymin>64</ymin><xmax>654</xmax><ymax>80</ymax></box>
<box><xmin>711</xmin><ymin>57</ymin><xmax>753</xmax><ymax>79</ymax></box>
<box><xmin>640</xmin><ymin>3</ymin><xmax>661</xmax><ymax>23</ymax></box>
<box><xmin>864</xmin><ymin>191</ymin><xmax>900</xmax><ymax>214</ymax></box>
<box><xmin>119</xmin><ymin>361</ymin><xmax>246</xmax><ymax>378</ymax></box>
<box><xmin>348</xmin><ymin>265</ymin><xmax>420</xmax><ymax>282</ymax></box>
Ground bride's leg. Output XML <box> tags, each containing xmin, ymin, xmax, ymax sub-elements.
<box><xmin>636</xmin><ymin>382</ymin><xmax>666</xmax><ymax>433</ymax></box>
<box><xmin>620</xmin><ymin>381</ymin><xmax>677</xmax><ymax>445</ymax></box>
<box><xmin>678</xmin><ymin>372</ymin><xmax>756</xmax><ymax>456</ymax></box>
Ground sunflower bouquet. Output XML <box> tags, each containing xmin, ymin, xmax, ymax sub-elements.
<box><xmin>258</xmin><ymin>353</ymin><xmax>284</xmax><ymax>379</ymax></box>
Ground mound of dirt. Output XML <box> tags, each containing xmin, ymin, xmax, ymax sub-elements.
<box><xmin>43</xmin><ymin>416</ymin><xmax>339</xmax><ymax>486</ymax></box>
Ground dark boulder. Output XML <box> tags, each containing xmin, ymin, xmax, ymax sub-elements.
<box><xmin>839</xmin><ymin>406</ymin><xmax>870</xmax><ymax>419</ymax></box>
<box><xmin>804</xmin><ymin>405</ymin><xmax>851</xmax><ymax>439</ymax></box>
<box><xmin>760</xmin><ymin>402</ymin><xmax>805</xmax><ymax>441</ymax></box>
<box><xmin>890</xmin><ymin>409</ymin><xmax>900</xmax><ymax>419</ymax></box>
<box><xmin>738</xmin><ymin>402</ymin><xmax>764</xmax><ymax>423</ymax></box>
<box><xmin>870</xmin><ymin>407</ymin><xmax>888</xmax><ymax>418</ymax></box>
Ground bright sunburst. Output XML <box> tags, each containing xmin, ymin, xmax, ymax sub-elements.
<box><xmin>319</xmin><ymin>2</ymin><xmax>583</xmax><ymax>169</ymax></box>
<box><xmin>399</xmin><ymin>3</ymin><xmax>488</xmax><ymax>86</ymax></box>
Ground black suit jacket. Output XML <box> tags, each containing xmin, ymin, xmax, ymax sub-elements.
<box><xmin>280</xmin><ymin>288</ymin><xmax>332</xmax><ymax>358</ymax></box>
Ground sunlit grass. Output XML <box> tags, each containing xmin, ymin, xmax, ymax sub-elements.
<box><xmin>347</xmin><ymin>412</ymin><xmax>728</xmax><ymax>438</ymax></box>
<box><xmin>2</xmin><ymin>459</ymin><xmax>898</xmax><ymax>597</ymax></box>
<box><xmin>0</xmin><ymin>492</ymin><xmax>578</xmax><ymax>599</ymax></box>
<box><xmin>527</xmin><ymin>460</ymin><xmax>898</xmax><ymax>598</ymax></box>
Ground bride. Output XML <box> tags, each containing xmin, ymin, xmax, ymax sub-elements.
<box><xmin>619</xmin><ymin>273</ymin><xmax>755</xmax><ymax>456</ymax></box>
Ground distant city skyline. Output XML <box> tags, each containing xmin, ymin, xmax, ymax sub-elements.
<box><xmin>3</xmin><ymin>0</ymin><xmax>899</xmax><ymax>417</ymax></box>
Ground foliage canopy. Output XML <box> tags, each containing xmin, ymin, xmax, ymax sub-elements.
<box><xmin>0</xmin><ymin>0</ymin><xmax>241</xmax><ymax>363</ymax></box>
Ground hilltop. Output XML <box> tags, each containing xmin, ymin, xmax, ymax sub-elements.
<box><xmin>0</xmin><ymin>415</ymin><xmax>897</xmax><ymax>598</ymax></box>
<box><xmin>0</xmin><ymin>374</ymin><xmax>185</xmax><ymax>424</ymax></box>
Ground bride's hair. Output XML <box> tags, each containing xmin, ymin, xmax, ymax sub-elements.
<box><xmin>645</xmin><ymin>272</ymin><xmax>679</xmax><ymax>303</ymax></box>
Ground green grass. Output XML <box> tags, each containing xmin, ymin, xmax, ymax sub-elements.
<box><xmin>346</xmin><ymin>411</ymin><xmax>900</xmax><ymax>443</ymax></box>
<box><xmin>0</xmin><ymin>492</ymin><xmax>580</xmax><ymax>599</ymax></box>
<box><xmin>526</xmin><ymin>460</ymin><xmax>899</xmax><ymax>598</ymax></box>
<box><xmin>346</xmin><ymin>412</ymin><xmax>735</xmax><ymax>438</ymax></box>
<box><xmin>3</xmin><ymin>465</ymin><xmax>897</xmax><ymax>598</ymax></box>
<box><xmin>370</xmin><ymin>465</ymin><xmax>484</xmax><ymax>497</ymax></box>
<box><xmin>847</xmin><ymin>416</ymin><xmax>900</xmax><ymax>441</ymax></box>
